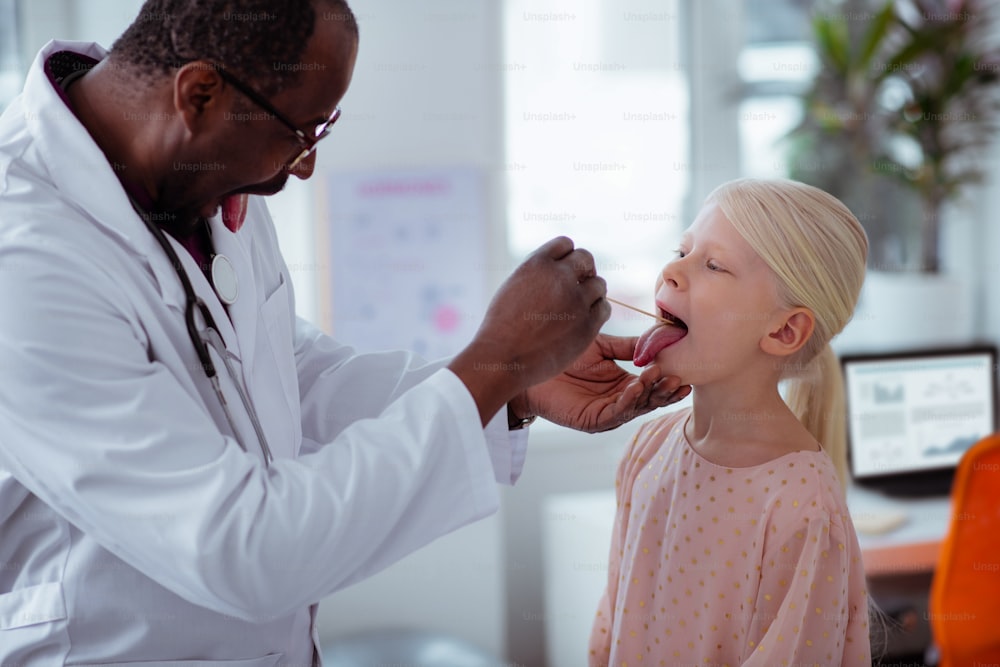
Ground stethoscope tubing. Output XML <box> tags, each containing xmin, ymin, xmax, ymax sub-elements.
<box><xmin>133</xmin><ymin>203</ymin><xmax>274</xmax><ymax>467</ymax></box>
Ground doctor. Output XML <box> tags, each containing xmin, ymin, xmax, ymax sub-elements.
<box><xmin>0</xmin><ymin>0</ymin><xmax>689</xmax><ymax>664</ymax></box>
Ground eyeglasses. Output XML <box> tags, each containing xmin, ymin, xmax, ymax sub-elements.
<box><xmin>215</xmin><ymin>66</ymin><xmax>341</xmax><ymax>170</ymax></box>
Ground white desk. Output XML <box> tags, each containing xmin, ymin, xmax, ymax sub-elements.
<box><xmin>846</xmin><ymin>483</ymin><xmax>952</xmax><ymax>576</ymax></box>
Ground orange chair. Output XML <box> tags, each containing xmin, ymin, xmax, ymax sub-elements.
<box><xmin>929</xmin><ymin>433</ymin><xmax>1000</xmax><ymax>666</ymax></box>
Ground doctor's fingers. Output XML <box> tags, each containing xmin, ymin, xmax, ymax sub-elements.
<box><xmin>554</xmin><ymin>248</ymin><xmax>609</xmax><ymax>311</ymax></box>
<box><xmin>559</xmin><ymin>247</ymin><xmax>598</xmax><ymax>283</ymax></box>
<box><xmin>582</xmin><ymin>276</ymin><xmax>610</xmax><ymax>322</ymax></box>
<box><xmin>648</xmin><ymin>376</ymin><xmax>691</xmax><ymax>409</ymax></box>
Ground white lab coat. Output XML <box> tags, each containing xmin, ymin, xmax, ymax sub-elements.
<box><xmin>0</xmin><ymin>41</ymin><xmax>525</xmax><ymax>666</ymax></box>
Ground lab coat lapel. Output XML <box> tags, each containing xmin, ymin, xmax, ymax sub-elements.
<box><xmin>206</xmin><ymin>214</ymin><xmax>258</xmax><ymax>372</ymax></box>
<box><xmin>166</xmin><ymin>233</ymin><xmax>242</xmax><ymax>361</ymax></box>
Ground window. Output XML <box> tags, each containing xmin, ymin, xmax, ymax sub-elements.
<box><xmin>502</xmin><ymin>0</ymin><xmax>813</xmax><ymax>333</ymax></box>
<box><xmin>0</xmin><ymin>0</ymin><xmax>20</xmax><ymax>109</ymax></box>
<box><xmin>503</xmin><ymin>0</ymin><xmax>688</xmax><ymax>336</ymax></box>
<box><xmin>736</xmin><ymin>0</ymin><xmax>815</xmax><ymax>178</ymax></box>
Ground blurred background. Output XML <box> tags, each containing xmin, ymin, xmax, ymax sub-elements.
<box><xmin>4</xmin><ymin>0</ymin><xmax>1000</xmax><ymax>664</ymax></box>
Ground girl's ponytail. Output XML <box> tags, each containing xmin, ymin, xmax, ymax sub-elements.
<box><xmin>783</xmin><ymin>344</ymin><xmax>848</xmax><ymax>488</ymax></box>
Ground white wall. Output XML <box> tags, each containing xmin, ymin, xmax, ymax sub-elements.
<box><xmin>16</xmin><ymin>0</ymin><xmax>145</xmax><ymax>63</ymax></box>
<box><xmin>275</xmin><ymin>0</ymin><xmax>510</xmax><ymax>328</ymax></box>
<box><xmin>16</xmin><ymin>0</ymin><xmax>74</xmax><ymax>65</ymax></box>
<box><xmin>974</xmin><ymin>147</ymin><xmax>1000</xmax><ymax>350</ymax></box>
<box><xmin>306</xmin><ymin>0</ymin><xmax>510</xmax><ymax>658</ymax></box>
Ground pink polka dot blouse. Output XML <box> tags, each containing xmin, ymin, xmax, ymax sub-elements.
<box><xmin>589</xmin><ymin>408</ymin><xmax>871</xmax><ymax>666</ymax></box>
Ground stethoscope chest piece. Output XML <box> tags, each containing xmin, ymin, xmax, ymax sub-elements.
<box><xmin>211</xmin><ymin>254</ymin><xmax>239</xmax><ymax>305</ymax></box>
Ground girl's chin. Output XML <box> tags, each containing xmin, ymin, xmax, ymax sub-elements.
<box><xmin>651</xmin><ymin>347</ymin><xmax>684</xmax><ymax>377</ymax></box>
<box><xmin>652</xmin><ymin>344</ymin><xmax>707</xmax><ymax>386</ymax></box>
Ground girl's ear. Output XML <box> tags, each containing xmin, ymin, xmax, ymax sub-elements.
<box><xmin>761</xmin><ymin>308</ymin><xmax>815</xmax><ymax>357</ymax></box>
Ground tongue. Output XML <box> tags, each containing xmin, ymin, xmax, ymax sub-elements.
<box><xmin>633</xmin><ymin>322</ymin><xmax>687</xmax><ymax>367</ymax></box>
<box><xmin>221</xmin><ymin>194</ymin><xmax>249</xmax><ymax>232</ymax></box>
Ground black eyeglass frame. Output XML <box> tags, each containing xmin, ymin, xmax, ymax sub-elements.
<box><xmin>214</xmin><ymin>65</ymin><xmax>341</xmax><ymax>169</ymax></box>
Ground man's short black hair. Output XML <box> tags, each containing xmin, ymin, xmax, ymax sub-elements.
<box><xmin>110</xmin><ymin>0</ymin><xmax>358</xmax><ymax>96</ymax></box>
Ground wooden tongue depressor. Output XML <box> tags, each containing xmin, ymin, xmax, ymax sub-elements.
<box><xmin>606</xmin><ymin>297</ymin><xmax>670</xmax><ymax>324</ymax></box>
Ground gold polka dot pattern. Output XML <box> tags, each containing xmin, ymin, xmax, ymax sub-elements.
<box><xmin>588</xmin><ymin>409</ymin><xmax>871</xmax><ymax>666</ymax></box>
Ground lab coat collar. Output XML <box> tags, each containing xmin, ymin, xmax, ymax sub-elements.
<box><xmin>23</xmin><ymin>41</ymin><xmax>249</xmax><ymax>359</ymax></box>
<box><xmin>23</xmin><ymin>41</ymin><xmax>145</xmax><ymax>255</ymax></box>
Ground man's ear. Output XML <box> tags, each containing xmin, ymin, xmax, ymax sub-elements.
<box><xmin>174</xmin><ymin>61</ymin><xmax>227</xmax><ymax>130</ymax></box>
<box><xmin>760</xmin><ymin>307</ymin><xmax>815</xmax><ymax>357</ymax></box>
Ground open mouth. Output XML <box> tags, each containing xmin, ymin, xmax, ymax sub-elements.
<box><xmin>660</xmin><ymin>308</ymin><xmax>687</xmax><ymax>330</ymax></box>
<box><xmin>633</xmin><ymin>306</ymin><xmax>689</xmax><ymax>367</ymax></box>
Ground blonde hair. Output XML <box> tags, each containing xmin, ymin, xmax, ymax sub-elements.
<box><xmin>705</xmin><ymin>178</ymin><xmax>868</xmax><ymax>487</ymax></box>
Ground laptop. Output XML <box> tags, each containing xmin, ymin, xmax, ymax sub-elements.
<box><xmin>840</xmin><ymin>345</ymin><xmax>998</xmax><ymax>497</ymax></box>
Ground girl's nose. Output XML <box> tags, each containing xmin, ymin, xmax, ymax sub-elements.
<box><xmin>659</xmin><ymin>259</ymin><xmax>685</xmax><ymax>290</ymax></box>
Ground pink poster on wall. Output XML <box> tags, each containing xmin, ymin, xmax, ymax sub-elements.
<box><xmin>322</xmin><ymin>167</ymin><xmax>488</xmax><ymax>360</ymax></box>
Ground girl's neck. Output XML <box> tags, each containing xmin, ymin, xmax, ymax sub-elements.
<box><xmin>685</xmin><ymin>380</ymin><xmax>820</xmax><ymax>468</ymax></box>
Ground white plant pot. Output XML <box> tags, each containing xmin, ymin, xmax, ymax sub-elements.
<box><xmin>832</xmin><ymin>271</ymin><xmax>976</xmax><ymax>354</ymax></box>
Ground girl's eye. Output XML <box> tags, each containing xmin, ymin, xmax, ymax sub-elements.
<box><xmin>707</xmin><ymin>261</ymin><xmax>722</xmax><ymax>271</ymax></box>
<box><xmin>675</xmin><ymin>248</ymin><xmax>687</xmax><ymax>259</ymax></box>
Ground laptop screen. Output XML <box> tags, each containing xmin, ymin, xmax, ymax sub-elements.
<box><xmin>841</xmin><ymin>346</ymin><xmax>998</xmax><ymax>484</ymax></box>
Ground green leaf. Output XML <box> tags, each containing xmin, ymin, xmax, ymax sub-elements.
<box><xmin>813</xmin><ymin>12</ymin><xmax>849</xmax><ymax>74</ymax></box>
<box><xmin>878</xmin><ymin>38</ymin><xmax>931</xmax><ymax>83</ymax></box>
<box><xmin>941</xmin><ymin>54</ymin><xmax>976</xmax><ymax>100</ymax></box>
<box><xmin>857</xmin><ymin>1</ymin><xmax>896</xmax><ymax>70</ymax></box>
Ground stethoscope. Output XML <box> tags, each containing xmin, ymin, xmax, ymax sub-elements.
<box><xmin>58</xmin><ymin>66</ymin><xmax>273</xmax><ymax>466</ymax></box>
<box><xmin>131</xmin><ymin>198</ymin><xmax>274</xmax><ymax>467</ymax></box>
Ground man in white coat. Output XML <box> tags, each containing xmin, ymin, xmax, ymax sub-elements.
<box><xmin>0</xmin><ymin>0</ymin><xmax>689</xmax><ymax>664</ymax></box>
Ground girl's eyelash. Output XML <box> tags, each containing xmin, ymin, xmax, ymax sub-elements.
<box><xmin>676</xmin><ymin>248</ymin><xmax>724</xmax><ymax>272</ymax></box>
<box><xmin>707</xmin><ymin>261</ymin><xmax>721</xmax><ymax>271</ymax></box>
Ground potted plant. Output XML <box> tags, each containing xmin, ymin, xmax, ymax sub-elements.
<box><xmin>786</xmin><ymin>0</ymin><xmax>1000</xmax><ymax>349</ymax></box>
<box><xmin>786</xmin><ymin>0</ymin><xmax>917</xmax><ymax>272</ymax></box>
<box><xmin>878</xmin><ymin>0</ymin><xmax>1000</xmax><ymax>272</ymax></box>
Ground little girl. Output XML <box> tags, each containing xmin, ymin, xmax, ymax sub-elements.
<box><xmin>590</xmin><ymin>178</ymin><xmax>871</xmax><ymax>666</ymax></box>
